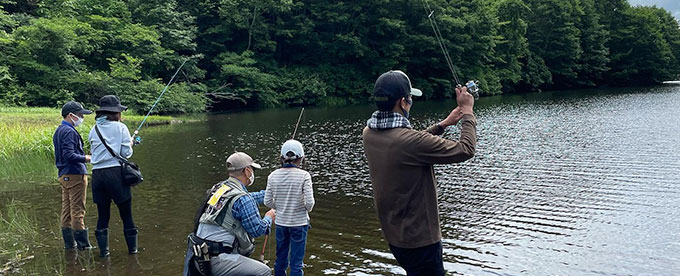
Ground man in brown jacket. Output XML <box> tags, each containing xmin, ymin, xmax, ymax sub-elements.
<box><xmin>362</xmin><ymin>70</ymin><xmax>476</xmax><ymax>276</ymax></box>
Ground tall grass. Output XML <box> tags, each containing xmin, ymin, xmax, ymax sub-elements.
<box><xmin>0</xmin><ymin>107</ymin><xmax>178</xmax><ymax>186</ymax></box>
<box><xmin>0</xmin><ymin>200</ymin><xmax>81</xmax><ymax>275</ymax></box>
<box><xmin>0</xmin><ymin>200</ymin><xmax>39</xmax><ymax>274</ymax></box>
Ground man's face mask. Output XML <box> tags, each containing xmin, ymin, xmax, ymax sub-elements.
<box><xmin>401</xmin><ymin>97</ymin><xmax>413</xmax><ymax>118</ymax></box>
<box><xmin>247</xmin><ymin>167</ymin><xmax>255</xmax><ymax>186</ymax></box>
<box><xmin>70</xmin><ymin>113</ymin><xmax>84</xmax><ymax>127</ymax></box>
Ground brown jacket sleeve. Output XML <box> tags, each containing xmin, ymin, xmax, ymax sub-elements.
<box><xmin>404</xmin><ymin>114</ymin><xmax>477</xmax><ymax>165</ymax></box>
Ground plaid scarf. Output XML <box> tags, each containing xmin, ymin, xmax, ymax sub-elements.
<box><xmin>366</xmin><ymin>111</ymin><xmax>412</xmax><ymax>130</ymax></box>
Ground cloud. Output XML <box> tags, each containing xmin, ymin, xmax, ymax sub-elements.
<box><xmin>628</xmin><ymin>0</ymin><xmax>680</xmax><ymax>20</ymax></box>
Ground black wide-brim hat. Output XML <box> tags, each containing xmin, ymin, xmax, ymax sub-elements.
<box><xmin>96</xmin><ymin>95</ymin><xmax>128</xmax><ymax>113</ymax></box>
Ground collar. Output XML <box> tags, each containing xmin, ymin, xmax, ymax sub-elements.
<box><xmin>227</xmin><ymin>176</ymin><xmax>248</xmax><ymax>192</ymax></box>
<box><xmin>282</xmin><ymin>163</ymin><xmax>298</xmax><ymax>168</ymax></box>
<box><xmin>366</xmin><ymin>111</ymin><xmax>412</xmax><ymax>130</ymax></box>
<box><xmin>96</xmin><ymin>117</ymin><xmax>108</xmax><ymax>125</ymax></box>
<box><xmin>61</xmin><ymin>120</ymin><xmax>75</xmax><ymax>129</ymax></box>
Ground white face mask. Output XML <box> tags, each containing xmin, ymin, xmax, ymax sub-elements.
<box><xmin>70</xmin><ymin>113</ymin><xmax>84</xmax><ymax>127</ymax></box>
<box><xmin>248</xmin><ymin>167</ymin><xmax>255</xmax><ymax>186</ymax></box>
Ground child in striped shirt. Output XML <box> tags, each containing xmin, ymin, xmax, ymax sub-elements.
<box><xmin>265</xmin><ymin>140</ymin><xmax>314</xmax><ymax>276</ymax></box>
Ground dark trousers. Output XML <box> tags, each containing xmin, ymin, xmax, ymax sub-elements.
<box><xmin>92</xmin><ymin>166</ymin><xmax>135</xmax><ymax>230</ymax></box>
<box><xmin>275</xmin><ymin>225</ymin><xmax>309</xmax><ymax>276</ymax></box>
<box><xmin>96</xmin><ymin>198</ymin><xmax>135</xmax><ymax>230</ymax></box>
<box><xmin>92</xmin><ymin>166</ymin><xmax>131</xmax><ymax>204</ymax></box>
<box><xmin>389</xmin><ymin>242</ymin><xmax>444</xmax><ymax>276</ymax></box>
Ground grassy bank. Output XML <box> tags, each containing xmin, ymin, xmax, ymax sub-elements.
<box><xmin>0</xmin><ymin>107</ymin><xmax>179</xmax><ymax>188</ymax></box>
<box><xmin>0</xmin><ymin>200</ymin><xmax>38</xmax><ymax>274</ymax></box>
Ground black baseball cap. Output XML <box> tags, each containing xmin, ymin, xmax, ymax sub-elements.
<box><xmin>372</xmin><ymin>70</ymin><xmax>423</xmax><ymax>103</ymax></box>
<box><xmin>61</xmin><ymin>101</ymin><xmax>92</xmax><ymax>117</ymax></box>
<box><xmin>96</xmin><ymin>95</ymin><xmax>128</xmax><ymax>113</ymax></box>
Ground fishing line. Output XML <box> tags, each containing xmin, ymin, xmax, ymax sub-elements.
<box><xmin>132</xmin><ymin>59</ymin><xmax>189</xmax><ymax>142</ymax></box>
<box><xmin>420</xmin><ymin>0</ymin><xmax>481</xmax><ymax>99</ymax></box>
<box><xmin>421</xmin><ymin>0</ymin><xmax>461</xmax><ymax>86</ymax></box>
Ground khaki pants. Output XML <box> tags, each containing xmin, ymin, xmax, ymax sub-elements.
<box><xmin>58</xmin><ymin>174</ymin><xmax>88</xmax><ymax>230</ymax></box>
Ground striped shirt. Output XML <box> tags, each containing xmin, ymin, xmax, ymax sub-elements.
<box><xmin>264</xmin><ymin>167</ymin><xmax>314</xmax><ymax>227</ymax></box>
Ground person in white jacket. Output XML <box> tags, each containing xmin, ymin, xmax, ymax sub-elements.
<box><xmin>88</xmin><ymin>95</ymin><xmax>137</xmax><ymax>258</ymax></box>
<box><xmin>264</xmin><ymin>140</ymin><xmax>314</xmax><ymax>276</ymax></box>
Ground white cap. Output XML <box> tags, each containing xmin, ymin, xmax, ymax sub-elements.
<box><xmin>281</xmin><ymin>140</ymin><xmax>304</xmax><ymax>160</ymax></box>
<box><xmin>226</xmin><ymin>152</ymin><xmax>262</xmax><ymax>171</ymax></box>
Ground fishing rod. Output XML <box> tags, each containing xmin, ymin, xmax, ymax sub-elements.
<box><xmin>132</xmin><ymin>59</ymin><xmax>189</xmax><ymax>144</ymax></box>
<box><xmin>258</xmin><ymin>107</ymin><xmax>306</xmax><ymax>265</ymax></box>
<box><xmin>420</xmin><ymin>0</ymin><xmax>480</xmax><ymax>99</ymax></box>
<box><xmin>291</xmin><ymin>107</ymin><xmax>305</xmax><ymax>140</ymax></box>
<box><xmin>258</xmin><ymin>234</ymin><xmax>270</xmax><ymax>265</ymax></box>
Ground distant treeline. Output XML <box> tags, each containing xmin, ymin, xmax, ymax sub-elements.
<box><xmin>1</xmin><ymin>0</ymin><xmax>679</xmax><ymax>113</ymax></box>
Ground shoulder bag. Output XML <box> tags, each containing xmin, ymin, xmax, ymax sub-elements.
<box><xmin>94</xmin><ymin>125</ymin><xmax>143</xmax><ymax>186</ymax></box>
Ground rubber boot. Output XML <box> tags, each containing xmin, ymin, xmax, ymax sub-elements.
<box><xmin>73</xmin><ymin>228</ymin><xmax>95</xmax><ymax>250</ymax></box>
<box><xmin>123</xmin><ymin>228</ymin><xmax>139</xmax><ymax>254</ymax></box>
<box><xmin>95</xmin><ymin>228</ymin><xmax>110</xmax><ymax>257</ymax></box>
<box><xmin>61</xmin><ymin>228</ymin><xmax>77</xmax><ymax>249</ymax></box>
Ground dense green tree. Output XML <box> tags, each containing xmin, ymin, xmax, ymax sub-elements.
<box><xmin>0</xmin><ymin>4</ymin><xmax>18</xmax><ymax>105</ymax></box>
<box><xmin>212</xmin><ymin>51</ymin><xmax>277</xmax><ymax>106</ymax></box>
<box><xmin>493</xmin><ymin>0</ymin><xmax>530</xmax><ymax>92</ymax></box>
<box><xmin>1</xmin><ymin>0</ymin><xmax>679</xmax><ymax>110</ymax></box>
<box><xmin>128</xmin><ymin>0</ymin><xmax>204</xmax><ymax>81</ymax></box>
<box><xmin>401</xmin><ymin>0</ymin><xmax>501</xmax><ymax>97</ymax></box>
<box><xmin>574</xmin><ymin>0</ymin><xmax>609</xmax><ymax>87</ymax></box>
<box><xmin>6</xmin><ymin>17</ymin><xmax>101</xmax><ymax>105</ymax></box>
<box><xmin>603</xmin><ymin>6</ymin><xmax>676</xmax><ymax>84</ymax></box>
<box><xmin>524</xmin><ymin>0</ymin><xmax>582</xmax><ymax>88</ymax></box>
<box><xmin>518</xmin><ymin>51</ymin><xmax>552</xmax><ymax>90</ymax></box>
<box><xmin>653</xmin><ymin>7</ymin><xmax>680</xmax><ymax>80</ymax></box>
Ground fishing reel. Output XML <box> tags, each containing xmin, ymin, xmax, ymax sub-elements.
<box><xmin>132</xmin><ymin>130</ymin><xmax>142</xmax><ymax>145</ymax></box>
<box><xmin>455</xmin><ymin>80</ymin><xmax>480</xmax><ymax>100</ymax></box>
<box><xmin>465</xmin><ymin>80</ymin><xmax>480</xmax><ymax>100</ymax></box>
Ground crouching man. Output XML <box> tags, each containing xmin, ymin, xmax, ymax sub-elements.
<box><xmin>184</xmin><ymin>152</ymin><xmax>276</xmax><ymax>276</ymax></box>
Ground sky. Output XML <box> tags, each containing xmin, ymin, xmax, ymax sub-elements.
<box><xmin>628</xmin><ymin>0</ymin><xmax>680</xmax><ymax>20</ymax></box>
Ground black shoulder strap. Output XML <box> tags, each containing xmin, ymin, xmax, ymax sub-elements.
<box><xmin>193</xmin><ymin>190</ymin><xmax>214</xmax><ymax>233</ymax></box>
<box><xmin>94</xmin><ymin>125</ymin><xmax>121</xmax><ymax>160</ymax></box>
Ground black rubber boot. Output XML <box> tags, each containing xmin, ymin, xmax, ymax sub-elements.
<box><xmin>73</xmin><ymin>228</ymin><xmax>95</xmax><ymax>250</ymax></box>
<box><xmin>123</xmin><ymin>228</ymin><xmax>139</xmax><ymax>254</ymax></box>
<box><xmin>61</xmin><ymin>228</ymin><xmax>77</xmax><ymax>249</ymax></box>
<box><xmin>95</xmin><ymin>228</ymin><xmax>110</xmax><ymax>257</ymax></box>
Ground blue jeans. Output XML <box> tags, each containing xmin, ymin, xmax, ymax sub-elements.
<box><xmin>275</xmin><ymin>225</ymin><xmax>309</xmax><ymax>276</ymax></box>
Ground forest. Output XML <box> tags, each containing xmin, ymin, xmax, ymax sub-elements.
<box><xmin>1</xmin><ymin>0</ymin><xmax>679</xmax><ymax>113</ymax></box>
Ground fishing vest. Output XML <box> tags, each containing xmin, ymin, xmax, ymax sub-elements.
<box><xmin>198</xmin><ymin>178</ymin><xmax>255</xmax><ymax>256</ymax></box>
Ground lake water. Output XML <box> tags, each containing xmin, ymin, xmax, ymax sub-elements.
<box><xmin>2</xmin><ymin>85</ymin><xmax>680</xmax><ymax>275</ymax></box>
